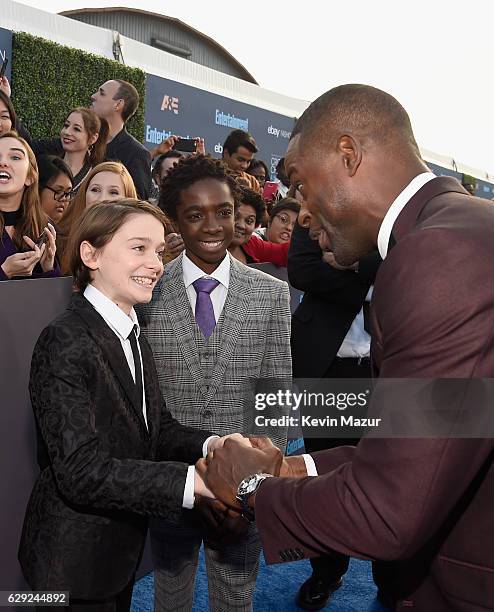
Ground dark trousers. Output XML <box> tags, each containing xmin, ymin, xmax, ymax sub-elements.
<box><xmin>304</xmin><ymin>356</ymin><xmax>370</xmax><ymax>583</ymax></box>
<box><xmin>36</xmin><ymin>577</ymin><xmax>135</xmax><ymax>612</ymax></box>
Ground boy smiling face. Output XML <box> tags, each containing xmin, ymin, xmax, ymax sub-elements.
<box><xmin>175</xmin><ymin>178</ymin><xmax>235</xmax><ymax>274</ymax></box>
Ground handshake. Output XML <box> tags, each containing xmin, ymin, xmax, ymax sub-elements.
<box><xmin>191</xmin><ymin>434</ymin><xmax>307</xmax><ymax>548</ymax></box>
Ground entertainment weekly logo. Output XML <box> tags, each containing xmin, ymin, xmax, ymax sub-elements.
<box><xmin>215</xmin><ymin>109</ymin><xmax>249</xmax><ymax>131</ymax></box>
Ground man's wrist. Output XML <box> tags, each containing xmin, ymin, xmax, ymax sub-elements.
<box><xmin>280</xmin><ymin>455</ymin><xmax>309</xmax><ymax>478</ymax></box>
<box><xmin>236</xmin><ymin>473</ymin><xmax>273</xmax><ymax>519</ymax></box>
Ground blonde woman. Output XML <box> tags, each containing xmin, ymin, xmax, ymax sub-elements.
<box><xmin>58</xmin><ymin>161</ymin><xmax>137</xmax><ymax>268</ymax></box>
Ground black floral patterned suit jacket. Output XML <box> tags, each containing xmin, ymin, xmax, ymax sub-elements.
<box><xmin>18</xmin><ymin>292</ymin><xmax>210</xmax><ymax>600</ymax></box>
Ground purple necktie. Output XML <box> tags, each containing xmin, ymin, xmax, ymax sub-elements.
<box><xmin>193</xmin><ymin>278</ymin><xmax>220</xmax><ymax>339</ymax></box>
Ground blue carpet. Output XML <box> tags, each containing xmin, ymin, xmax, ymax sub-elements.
<box><xmin>131</xmin><ymin>547</ymin><xmax>389</xmax><ymax>611</ymax></box>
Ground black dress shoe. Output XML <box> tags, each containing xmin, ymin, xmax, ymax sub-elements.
<box><xmin>295</xmin><ymin>575</ymin><xmax>343</xmax><ymax>611</ymax></box>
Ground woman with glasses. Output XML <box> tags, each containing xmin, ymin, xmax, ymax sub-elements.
<box><xmin>0</xmin><ymin>131</ymin><xmax>59</xmax><ymax>281</ymax></box>
<box><xmin>255</xmin><ymin>198</ymin><xmax>300</xmax><ymax>244</ymax></box>
<box><xmin>38</xmin><ymin>155</ymin><xmax>74</xmax><ymax>224</ymax></box>
<box><xmin>242</xmin><ymin>198</ymin><xmax>300</xmax><ymax>268</ymax></box>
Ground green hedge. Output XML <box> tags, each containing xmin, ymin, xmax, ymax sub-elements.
<box><xmin>11</xmin><ymin>31</ymin><xmax>146</xmax><ymax>142</ymax></box>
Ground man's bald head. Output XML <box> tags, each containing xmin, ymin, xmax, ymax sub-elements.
<box><xmin>284</xmin><ymin>84</ymin><xmax>431</xmax><ymax>267</ymax></box>
<box><xmin>292</xmin><ymin>84</ymin><xmax>420</xmax><ymax>158</ymax></box>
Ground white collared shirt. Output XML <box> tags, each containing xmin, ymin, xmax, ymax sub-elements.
<box><xmin>84</xmin><ymin>284</ymin><xmax>147</xmax><ymax>429</ymax></box>
<box><xmin>337</xmin><ymin>287</ymin><xmax>373</xmax><ymax>359</ymax></box>
<box><xmin>377</xmin><ymin>172</ymin><xmax>435</xmax><ymax>259</ymax></box>
<box><xmin>182</xmin><ymin>251</ymin><xmax>230</xmax><ymax>321</ymax></box>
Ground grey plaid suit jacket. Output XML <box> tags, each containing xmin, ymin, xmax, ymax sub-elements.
<box><xmin>137</xmin><ymin>253</ymin><xmax>292</xmax><ymax>451</ymax></box>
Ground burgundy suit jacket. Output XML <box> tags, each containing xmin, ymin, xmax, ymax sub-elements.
<box><xmin>256</xmin><ymin>177</ymin><xmax>494</xmax><ymax>611</ymax></box>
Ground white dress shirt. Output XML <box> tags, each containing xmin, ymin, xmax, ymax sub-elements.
<box><xmin>84</xmin><ymin>284</ymin><xmax>215</xmax><ymax>509</ymax></box>
<box><xmin>182</xmin><ymin>251</ymin><xmax>230</xmax><ymax>321</ymax></box>
<box><xmin>303</xmin><ymin>454</ymin><xmax>318</xmax><ymax>476</ymax></box>
<box><xmin>84</xmin><ymin>284</ymin><xmax>148</xmax><ymax>428</ymax></box>
<box><xmin>337</xmin><ymin>287</ymin><xmax>373</xmax><ymax>359</ymax></box>
<box><xmin>377</xmin><ymin>172</ymin><xmax>435</xmax><ymax>259</ymax></box>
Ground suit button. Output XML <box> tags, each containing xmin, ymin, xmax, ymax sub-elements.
<box><xmin>203</xmin><ymin>410</ymin><xmax>212</xmax><ymax>418</ymax></box>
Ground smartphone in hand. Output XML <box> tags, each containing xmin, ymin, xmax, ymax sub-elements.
<box><xmin>20</xmin><ymin>232</ymin><xmax>47</xmax><ymax>253</ymax></box>
<box><xmin>262</xmin><ymin>181</ymin><xmax>279</xmax><ymax>202</ymax></box>
<box><xmin>0</xmin><ymin>57</ymin><xmax>8</xmax><ymax>79</ymax></box>
<box><xmin>174</xmin><ymin>138</ymin><xmax>197</xmax><ymax>153</ymax></box>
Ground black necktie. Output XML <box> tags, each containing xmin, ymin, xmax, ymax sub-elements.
<box><xmin>128</xmin><ymin>324</ymin><xmax>143</xmax><ymax>412</ymax></box>
<box><xmin>363</xmin><ymin>302</ymin><xmax>371</xmax><ymax>335</ymax></box>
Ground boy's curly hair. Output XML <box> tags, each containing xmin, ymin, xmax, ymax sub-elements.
<box><xmin>160</xmin><ymin>154</ymin><xmax>242</xmax><ymax>221</ymax></box>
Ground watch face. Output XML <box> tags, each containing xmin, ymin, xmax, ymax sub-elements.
<box><xmin>238</xmin><ymin>474</ymin><xmax>259</xmax><ymax>496</ymax></box>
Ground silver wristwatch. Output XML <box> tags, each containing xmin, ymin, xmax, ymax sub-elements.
<box><xmin>236</xmin><ymin>473</ymin><xmax>273</xmax><ymax>521</ymax></box>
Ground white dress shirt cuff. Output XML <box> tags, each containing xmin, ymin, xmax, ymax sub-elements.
<box><xmin>303</xmin><ymin>454</ymin><xmax>318</xmax><ymax>476</ymax></box>
<box><xmin>182</xmin><ymin>465</ymin><xmax>196</xmax><ymax>509</ymax></box>
<box><xmin>203</xmin><ymin>435</ymin><xmax>220</xmax><ymax>457</ymax></box>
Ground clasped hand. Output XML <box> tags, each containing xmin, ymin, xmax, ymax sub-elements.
<box><xmin>193</xmin><ymin>435</ymin><xmax>307</xmax><ymax>542</ymax></box>
<box><xmin>192</xmin><ymin>433</ymin><xmax>253</xmax><ymax>547</ymax></box>
<box><xmin>197</xmin><ymin>437</ymin><xmax>308</xmax><ymax>511</ymax></box>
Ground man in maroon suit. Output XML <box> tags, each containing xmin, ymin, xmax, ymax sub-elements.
<box><xmin>198</xmin><ymin>84</ymin><xmax>494</xmax><ymax>611</ymax></box>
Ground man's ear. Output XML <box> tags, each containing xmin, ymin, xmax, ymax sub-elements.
<box><xmin>338</xmin><ymin>134</ymin><xmax>361</xmax><ymax>177</ymax></box>
<box><xmin>80</xmin><ymin>241</ymin><xmax>99</xmax><ymax>271</ymax></box>
<box><xmin>114</xmin><ymin>98</ymin><xmax>124</xmax><ymax>115</ymax></box>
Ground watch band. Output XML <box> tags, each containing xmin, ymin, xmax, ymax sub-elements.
<box><xmin>236</xmin><ymin>473</ymin><xmax>273</xmax><ymax>521</ymax></box>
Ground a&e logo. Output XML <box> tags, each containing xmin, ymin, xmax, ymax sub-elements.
<box><xmin>161</xmin><ymin>95</ymin><xmax>179</xmax><ymax>115</ymax></box>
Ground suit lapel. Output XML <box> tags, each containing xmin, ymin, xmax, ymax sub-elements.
<box><xmin>391</xmin><ymin>176</ymin><xmax>467</xmax><ymax>245</ymax></box>
<box><xmin>375</xmin><ymin>177</ymin><xmax>468</xmax><ymax>373</ymax></box>
<box><xmin>70</xmin><ymin>293</ymin><xmax>148</xmax><ymax>432</ymax></box>
<box><xmin>161</xmin><ymin>258</ymin><xmax>208</xmax><ymax>396</ymax></box>
<box><xmin>204</xmin><ymin>255</ymin><xmax>251</xmax><ymax>405</ymax></box>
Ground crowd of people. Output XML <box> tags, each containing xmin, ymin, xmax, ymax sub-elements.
<box><xmin>2</xmin><ymin>75</ymin><xmax>493</xmax><ymax>612</ymax></box>
<box><xmin>0</xmin><ymin>75</ymin><xmax>295</xmax><ymax>282</ymax></box>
